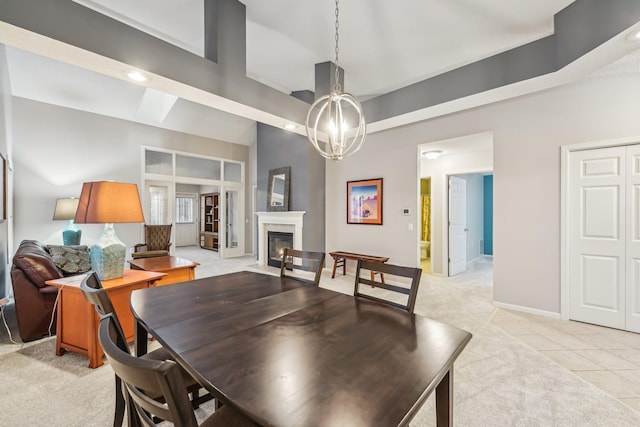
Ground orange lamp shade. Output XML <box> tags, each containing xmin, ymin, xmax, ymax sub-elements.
<box><xmin>74</xmin><ymin>181</ymin><xmax>145</xmax><ymax>224</ymax></box>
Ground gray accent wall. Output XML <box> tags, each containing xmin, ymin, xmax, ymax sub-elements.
<box><xmin>256</xmin><ymin>124</ymin><xmax>325</xmax><ymax>255</ymax></box>
<box><xmin>556</xmin><ymin>0</ymin><xmax>640</xmax><ymax>68</ymax></box>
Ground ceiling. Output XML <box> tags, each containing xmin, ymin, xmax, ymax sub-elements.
<box><xmin>73</xmin><ymin>0</ymin><xmax>576</xmax><ymax>97</ymax></box>
<box><xmin>4</xmin><ymin>0</ymin><xmax>639</xmax><ymax>146</ymax></box>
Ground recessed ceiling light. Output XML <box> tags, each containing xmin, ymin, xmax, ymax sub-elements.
<box><xmin>127</xmin><ymin>70</ymin><xmax>147</xmax><ymax>82</ymax></box>
<box><xmin>284</xmin><ymin>123</ymin><xmax>296</xmax><ymax>130</ymax></box>
<box><xmin>422</xmin><ymin>150</ymin><xmax>442</xmax><ymax>160</ymax></box>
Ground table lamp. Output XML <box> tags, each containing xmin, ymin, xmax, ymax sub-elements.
<box><xmin>74</xmin><ymin>181</ymin><xmax>145</xmax><ymax>280</ymax></box>
<box><xmin>53</xmin><ymin>197</ymin><xmax>81</xmax><ymax>245</ymax></box>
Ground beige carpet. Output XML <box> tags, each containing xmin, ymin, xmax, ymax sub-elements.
<box><xmin>0</xmin><ymin>250</ymin><xmax>639</xmax><ymax>426</ymax></box>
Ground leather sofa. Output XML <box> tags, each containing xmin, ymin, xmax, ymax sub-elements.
<box><xmin>10</xmin><ymin>240</ymin><xmax>66</xmax><ymax>342</ymax></box>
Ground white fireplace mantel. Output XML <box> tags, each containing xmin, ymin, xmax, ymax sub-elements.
<box><xmin>255</xmin><ymin>211</ymin><xmax>305</xmax><ymax>266</ymax></box>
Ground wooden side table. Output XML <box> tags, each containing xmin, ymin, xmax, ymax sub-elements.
<box><xmin>46</xmin><ymin>269</ymin><xmax>165</xmax><ymax>368</ymax></box>
<box><xmin>127</xmin><ymin>256</ymin><xmax>199</xmax><ymax>286</ymax></box>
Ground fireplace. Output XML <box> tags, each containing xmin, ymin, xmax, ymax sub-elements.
<box><xmin>267</xmin><ymin>231</ymin><xmax>293</xmax><ymax>268</ymax></box>
<box><xmin>255</xmin><ymin>211</ymin><xmax>305</xmax><ymax>266</ymax></box>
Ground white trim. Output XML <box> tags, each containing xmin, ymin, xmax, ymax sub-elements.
<box><xmin>493</xmin><ymin>301</ymin><xmax>561</xmax><ymax>320</ymax></box>
<box><xmin>560</xmin><ymin>135</ymin><xmax>640</xmax><ymax>321</ymax></box>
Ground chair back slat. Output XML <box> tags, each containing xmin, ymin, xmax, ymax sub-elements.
<box><xmin>98</xmin><ymin>314</ymin><xmax>199</xmax><ymax>427</ymax></box>
<box><xmin>280</xmin><ymin>248</ymin><xmax>325</xmax><ymax>286</ymax></box>
<box><xmin>80</xmin><ymin>271</ymin><xmax>129</xmax><ymax>352</ymax></box>
<box><xmin>354</xmin><ymin>259</ymin><xmax>422</xmax><ymax>313</ymax></box>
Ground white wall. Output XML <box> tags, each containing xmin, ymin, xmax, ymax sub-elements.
<box><xmin>12</xmin><ymin>98</ymin><xmax>253</xmax><ymax>252</ymax></box>
<box><xmin>327</xmin><ymin>75</ymin><xmax>640</xmax><ymax>314</ymax></box>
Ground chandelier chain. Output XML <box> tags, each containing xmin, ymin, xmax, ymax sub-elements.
<box><xmin>333</xmin><ymin>0</ymin><xmax>341</xmax><ymax>92</ymax></box>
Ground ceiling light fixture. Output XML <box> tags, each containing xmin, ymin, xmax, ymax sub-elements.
<box><xmin>422</xmin><ymin>150</ymin><xmax>443</xmax><ymax>160</ymax></box>
<box><xmin>127</xmin><ymin>70</ymin><xmax>147</xmax><ymax>82</ymax></box>
<box><xmin>305</xmin><ymin>0</ymin><xmax>366</xmax><ymax>161</ymax></box>
<box><xmin>284</xmin><ymin>123</ymin><xmax>296</xmax><ymax>130</ymax></box>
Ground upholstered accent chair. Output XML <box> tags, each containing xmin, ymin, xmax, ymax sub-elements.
<box><xmin>132</xmin><ymin>224</ymin><xmax>172</xmax><ymax>259</ymax></box>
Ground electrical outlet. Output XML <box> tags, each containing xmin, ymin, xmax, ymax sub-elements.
<box><xmin>0</xmin><ymin>297</ymin><xmax>9</xmax><ymax>307</ymax></box>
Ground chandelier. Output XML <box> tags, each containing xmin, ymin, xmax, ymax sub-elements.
<box><xmin>305</xmin><ymin>0</ymin><xmax>366</xmax><ymax>161</ymax></box>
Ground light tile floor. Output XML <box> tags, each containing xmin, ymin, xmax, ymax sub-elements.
<box><xmin>490</xmin><ymin>301</ymin><xmax>640</xmax><ymax>412</ymax></box>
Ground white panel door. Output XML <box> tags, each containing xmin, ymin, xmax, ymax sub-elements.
<box><xmin>626</xmin><ymin>145</ymin><xmax>640</xmax><ymax>332</ymax></box>
<box><xmin>569</xmin><ymin>147</ymin><xmax>625</xmax><ymax>329</ymax></box>
<box><xmin>448</xmin><ymin>176</ymin><xmax>467</xmax><ymax>276</ymax></box>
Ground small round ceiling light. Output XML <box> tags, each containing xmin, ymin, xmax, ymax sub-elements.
<box><xmin>422</xmin><ymin>150</ymin><xmax>443</xmax><ymax>160</ymax></box>
<box><xmin>127</xmin><ymin>70</ymin><xmax>147</xmax><ymax>82</ymax></box>
<box><xmin>284</xmin><ymin>123</ymin><xmax>296</xmax><ymax>130</ymax></box>
<box><xmin>626</xmin><ymin>30</ymin><xmax>640</xmax><ymax>41</ymax></box>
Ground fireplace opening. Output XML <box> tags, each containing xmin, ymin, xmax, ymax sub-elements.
<box><xmin>267</xmin><ymin>231</ymin><xmax>293</xmax><ymax>268</ymax></box>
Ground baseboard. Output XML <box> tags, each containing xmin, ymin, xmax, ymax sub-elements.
<box><xmin>466</xmin><ymin>256</ymin><xmax>480</xmax><ymax>266</ymax></box>
<box><xmin>493</xmin><ymin>301</ymin><xmax>561</xmax><ymax>320</ymax></box>
<box><xmin>465</xmin><ymin>254</ymin><xmax>493</xmax><ymax>266</ymax></box>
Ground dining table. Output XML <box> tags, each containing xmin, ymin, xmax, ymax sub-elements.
<box><xmin>130</xmin><ymin>270</ymin><xmax>472</xmax><ymax>427</ymax></box>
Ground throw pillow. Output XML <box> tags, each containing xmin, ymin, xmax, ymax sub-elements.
<box><xmin>47</xmin><ymin>245</ymin><xmax>91</xmax><ymax>275</ymax></box>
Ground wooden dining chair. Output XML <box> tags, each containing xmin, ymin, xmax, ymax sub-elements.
<box><xmin>80</xmin><ymin>272</ymin><xmax>211</xmax><ymax>427</ymax></box>
<box><xmin>98</xmin><ymin>313</ymin><xmax>257</xmax><ymax>427</ymax></box>
<box><xmin>280</xmin><ymin>248</ymin><xmax>326</xmax><ymax>286</ymax></box>
<box><xmin>354</xmin><ymin>259</ymin><xmax>422</xmax><ymax>314</ymax></box>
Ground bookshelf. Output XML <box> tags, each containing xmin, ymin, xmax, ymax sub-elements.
<box><xmin>200</xmin><ymin>192</ymin><xmax>219</xmax><ymax>251</ymax></box>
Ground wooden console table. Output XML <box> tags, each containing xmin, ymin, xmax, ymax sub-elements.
<box><xmin>128</xmin><ymin>255</ymin><xmax>199</xmax><ymax>286</ymax></box>
<box><xmin>46</xmin><ymin>269</ymin><xmax>165</xmax><ymax>368</ymax></box>
<box><xmin>330</xmin><ymin>251</ymin><xmax>389</xmax><ymax>282</ymax></box>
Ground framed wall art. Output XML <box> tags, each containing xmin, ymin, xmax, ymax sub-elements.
<box><xmin>347</xmin><ymin>178</ymin><xmax>383</xmax><ymax>225</ymax></box>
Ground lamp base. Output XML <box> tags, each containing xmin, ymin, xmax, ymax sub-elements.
<box><xmin>90</xmin><ymin>223</ymin><xmax>126</xmax><ymax>280</ymax></box>
<box><xmin>62</xmin><ymin>220</ymin><xmax>82</xmax><ymax>245</ymax></box>
<box><xmin>62</xmin><ymin>230</ymin><xmax>82</xmax><ymax>246</ymax></box>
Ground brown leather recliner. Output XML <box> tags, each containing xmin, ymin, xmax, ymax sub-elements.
<box><xmin>10</xmin><ymin>240</ymin><xmax>63</xmax><ymax>342</ymax></box>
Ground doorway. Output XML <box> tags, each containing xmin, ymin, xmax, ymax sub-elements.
<box><xmin>142</xmin><ymin>147</ymin><xmax>246</xmax><ymax>259</ymax></box>
<box><xmin>419</xmin><ymin>178</ymin><xmax>432</xmax><ymax>273</ymax></box>
<box><xmin>417</xmin><ymin>132</ymin><xmax>494</xmax><ymax>277</ymax></box>
<box><xmin>446</xmin><ymin>173</ymin><xmax>493</xmax><ymax>276</ymax></box>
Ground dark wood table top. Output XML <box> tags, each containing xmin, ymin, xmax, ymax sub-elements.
<box><xmin>127</xmin><ymin>255</ymin><xmax>199</xmax><ymax>272</ymax></box>
<box><xmin>130</xmin><ymin>271</ymin><xmax>471</xmax><ymax>427</ymax></box>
